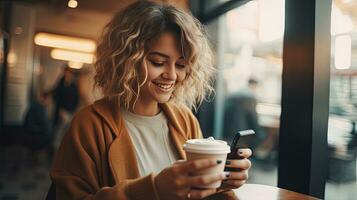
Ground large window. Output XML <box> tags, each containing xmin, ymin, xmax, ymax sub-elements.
<box><xmin>200</xmin><ymin>1</ymin><xmax>356</xmax><ymax>197</ymax></box>
<box><xmin>201</xmin><ymin>0</ymin><xmax>284</xmax><ymax>186</ymax></box>
<box><xmin>326</xmin><ymin>0</ymin><xmax>357</xmax><ymax>199</ymax></box>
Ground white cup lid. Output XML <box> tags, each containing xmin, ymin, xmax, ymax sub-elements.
<box><xmin>183</xmin><ymin>137</ymin><xmax>231</xmax><ymax>154</ymax></box>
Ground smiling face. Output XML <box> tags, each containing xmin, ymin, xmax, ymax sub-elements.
<box><xmin>136</xmin><ymin>31</ymin><xmax>187</xmax><ymax>111</ymax></box>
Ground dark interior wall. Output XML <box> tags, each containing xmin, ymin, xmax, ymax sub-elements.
<box><xmin>0</xmin><ymin>1</ymin><xmax>12</xmax><ymax>127</ymax></box>
<box><xmin>278</xmin><ymin>0</ymin><xmax>331</xmax><ymax>198</ymax></box>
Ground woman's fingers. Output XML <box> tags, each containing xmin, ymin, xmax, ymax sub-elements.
<box><xmin>173</xmin><ymin>159</ymin><xmax>186</xmax><ymax>165</ymax></box>
<box><xmin>226</xmin><ymin>159</ymin><xmax>251</xmax><ymax>170</ymax></box>
<box><xmin>189</xmin><ymin>188</ymin><xmax>217</xmax><ymax>199</ymax></box>
<box><xmin>221</xmin><ymin>180</ymin><xmax>246</xmax><ymax>189</ymax></box>
<box><xmin>186</xmin><ymin>172</ymin><xmax>226</xmax><ymax>186</ymax></box>
<box><xmin>218</xmin><ymin>148</ymin><xmax>252</xmax><ymax>190</ymax></box>
<box><xmin>236</xmin><ymin>148</ymin><xmax>252</xmax><ymax>158</ymax></box>
<box><xmin>226</xmin><ymin>170</ymin><xmax>248</xmax><ymax>180</ymax></box>
<box><xmin>173</xmin><ymin>159</ymin><xmax>222</xmax><ymax>174</ymax></box>
<box><xmin>156</xmin><ymin>158</ymin><xmax>226</xmax><ymax>200</ymax></box>
<box><xmin>222</xmin><ymin>166</ymin><xmax>249</xmax><ymax>189</ymax></box>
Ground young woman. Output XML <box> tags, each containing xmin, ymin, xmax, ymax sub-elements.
<box><xmin>50</xmin><ymin>1</ymin><xmax>252</xmax><ymax>199</ymax></box>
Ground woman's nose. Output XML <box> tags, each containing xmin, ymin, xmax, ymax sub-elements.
<box><xmin>162</xmin><ymin>64</ymin><xmax>177</xmax><ymax>80</ymax></box>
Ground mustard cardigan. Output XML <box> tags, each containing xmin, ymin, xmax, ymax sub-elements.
<box><xmin>50</xmin><ymin>96</ymin><xmax>203</xmax><ymax>199</ymax></box>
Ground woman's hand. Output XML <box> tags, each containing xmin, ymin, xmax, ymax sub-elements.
<box><xmin>221</xmin><ymin>148</ymin><xmax>252</xmax><ymax>189</ymax></box>
<box><xmin>154</xmin><ymin>159</ymin><xmax>226</xmax><ymax>200</ymax></box>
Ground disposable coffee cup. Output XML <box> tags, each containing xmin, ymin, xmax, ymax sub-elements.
<box><xmin>183</xmin><ymin>137</ymin><xmax>230</xmax><ymax>188</ymax></box>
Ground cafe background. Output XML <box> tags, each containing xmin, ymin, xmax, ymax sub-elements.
<box><xmin>0</xmin><ymin>0</ymin><xmax>356</xmax><ymax>199</ymax></box>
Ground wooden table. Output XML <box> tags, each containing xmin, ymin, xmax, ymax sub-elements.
<box><xmin>234</xmin><ymin>184</ymin><xmax>320</xmax><ymax>200</ymax></box>
<box><xmin>205</xmin><ymin>184</ymin><xmax>320</xmax><ymax>200</ymax></box>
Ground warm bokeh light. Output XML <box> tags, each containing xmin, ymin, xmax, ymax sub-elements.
<box><xmin>68</xmin><ymin>0</ymin><xmax>78</xmax><ymax>9</ymax></box>
<box><xmin>51</xmin><ymin>49</ymin><xmax>94</xmax><ymax>64</ymax></box>
<box><xmin>68</xmin><ymin>61</ymin><xmax>84</xmax><ymax>69</ymax></box>
<box><xmin>334</xmin><ymin>35</ymin><xmax>351</xmax><ymax>69</ymax></box>
<box><xmin>7</xmin><ymin>52</ymin><xmax>17</xmax><ymax>67</ymax></box>
<box><xmin>34</xmin><ymin>33</ymin><xmax>96</xmax><ymax>53</ymax></box>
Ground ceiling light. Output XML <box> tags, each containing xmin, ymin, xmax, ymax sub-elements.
<box><xmin>34</xmin><ymin>32</ymin><xmax>96</xmax><ymax>53</ymax></box>
<box><xmin>68</xmin><ymin>0</ymin><xmax>78</xmax><ymax>8</ymax></box>
<box><xmin>68</xmin><ymin>61</ymin><xmax>84</xmax><ymax>69</ymax></box>
<box><xmin>51</xmin><ymin>49</ymin><xmax>94</xmax><ymax>64</ymax></box>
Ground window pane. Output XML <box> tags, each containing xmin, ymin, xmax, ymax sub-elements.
<box><xmin>326</xmin><ymin>0</ymin><xmax>357</xmax><ymax>199</ymax></box>
<box><xmin>202</xmin><ymin>0</ymin><xmax>284</xmax><ymax>186</ymax></box>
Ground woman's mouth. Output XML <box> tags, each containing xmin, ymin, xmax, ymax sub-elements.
<box><xmin>152</xmin><ymin>82</ymin><xmax>174</xmax><ymax>92</ymax></box>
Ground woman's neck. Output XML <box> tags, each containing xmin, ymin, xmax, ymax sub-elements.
<box><xmin>130</xmin><ymin>100</ymin><xmax>160</xmax><ymax>116</ymax></box>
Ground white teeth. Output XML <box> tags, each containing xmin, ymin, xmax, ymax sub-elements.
<box><xmin>158</xmin><ymin>84</ymin><xmax>172</xmax><ymax>89</ymax></box>
<box><xmin>154</xmin><ymin>82</ymin><xmax>173</xmax><ymax>90</ymax></box>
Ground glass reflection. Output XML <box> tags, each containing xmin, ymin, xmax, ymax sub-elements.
<box><xmin>205</xmin><ymin>0</ymin><xmax>284</xmax><ymax>186</ymax></box>
<box><xmin>326</xmin><ymin>0</ymin><xmax>357</xmax><ymax>199</ymax></box>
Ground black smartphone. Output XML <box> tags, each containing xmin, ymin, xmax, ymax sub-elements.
<box><xmin>228</xmin><ymin>129</ymin><xmax>255</xmax><ymax>159</ymax></box>
<box><xmin>225</xmin><ymin>130</ymin><xmax>255</xmax><ymax>172</ymax></box>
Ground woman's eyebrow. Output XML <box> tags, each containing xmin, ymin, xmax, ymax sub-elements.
<box><xmin>148</xmin><ymin>51</ymin><xmax>184</xmax><ymax>59</ymax></box>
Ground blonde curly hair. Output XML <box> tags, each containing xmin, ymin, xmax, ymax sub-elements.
<box><xmin>94</xmin><ymin>1</ymin><xmax>215</xmax><ymax>110</ymax></box>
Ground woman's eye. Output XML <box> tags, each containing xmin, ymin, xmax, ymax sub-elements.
<box><xmin>176</xmin><ymin>63</ymin><xmax>186</xmax><ymax>69</ymax></box>
<box><xmin>149</xmin><ymin>60</ymin><xmax>164</xmax><ymax>66</ymax></box>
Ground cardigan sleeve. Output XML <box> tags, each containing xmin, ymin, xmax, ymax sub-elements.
<box><xmin>50</xmin><ymin>109</ymin><xmax>160</xmax><ymax>200</ymax></box>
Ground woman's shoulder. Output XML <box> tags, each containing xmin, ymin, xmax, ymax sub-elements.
<box><xmin>70</xmin><ymin>104</ymin><xmax>101</xmax><ymax>127</ymax></box>
<box><xmin>71</xmin><ymin>96</ymin><xmax>122</xmax><ymax>136</ymax></box>
<box><xmin>65</xmin><ymin>99</ymin><xmax>119</xmax><ymax>142</ymax></box>
<box><xmin>73</xmin><ymin>96</ymin><xmax>120</xmax><ymax>121</ymax></box>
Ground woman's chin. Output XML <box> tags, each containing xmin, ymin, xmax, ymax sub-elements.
<box><xmin>155</xmin><ymin>95</ymin><xmax>171</xmax><ymax>103</ymax></box>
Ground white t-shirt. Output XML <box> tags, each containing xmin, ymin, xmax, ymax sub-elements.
<box><xmin>121</xmin><ymin>108</ymin><xmax>179</xmax><ymax>176</ymax></box>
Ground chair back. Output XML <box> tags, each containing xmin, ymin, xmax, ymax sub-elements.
<box><xmin>45</xmin><ymin>182</ymin><xmax>56</xmax><ymax>200</ymax></box>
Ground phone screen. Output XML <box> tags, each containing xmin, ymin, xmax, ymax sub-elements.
<box><xmin>227</xmin><ymin>130</ymin><xmax>255</xmax><ymax>159</ymax></box>
<box><xmin>236</xmin><ymin>133</ymin><xmax>255</xmax><ymax>149</ymax></box>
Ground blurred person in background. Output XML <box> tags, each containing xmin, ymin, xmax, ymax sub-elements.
<box><xmin>224</xmin><ymin>78</ymin><xmax>265</xmax><ymax>149</ymax></box>
<box><xmin>23</xmin><ymin>92</ymin><xmax>52</xmax><ymax>162</ymax></box>
<box><xmin>52</xmin><ymin>66</ymin><xmax>79</xmax><ymax>127</ymax></box>
<box><xmin>49</xmin><ymin>1</ymin><xmax>252</xmax><ymax>200</ymax></box>
<box><xmin>51</xmin><ymin>65</ymin><xmax>79</xmax><ymax>150</ymax></box>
